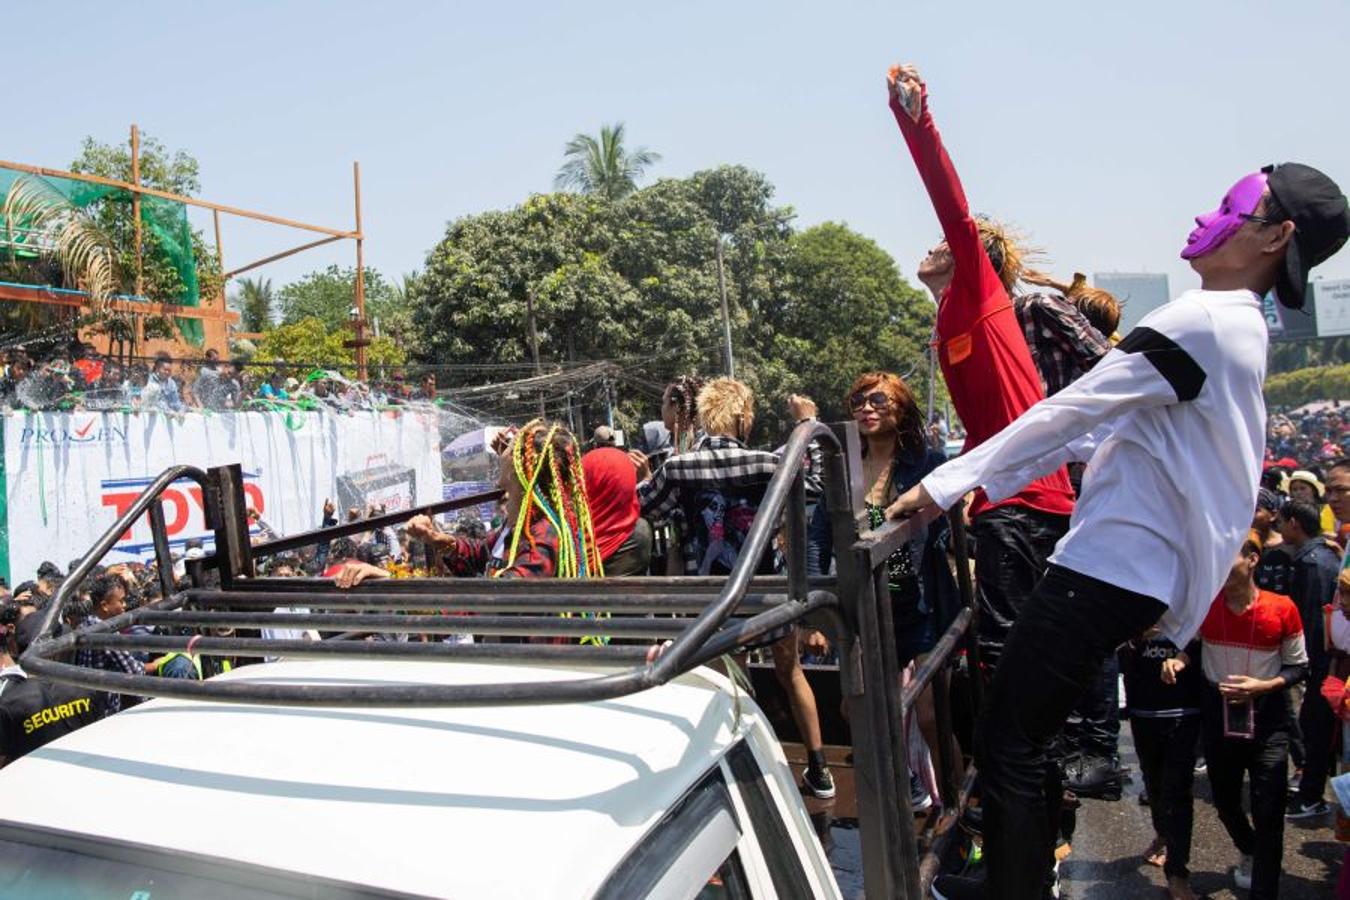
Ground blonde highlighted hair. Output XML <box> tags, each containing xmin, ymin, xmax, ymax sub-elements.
<box><xmin>697</xmin><ymin>378</ymin><xmax>754</xmax><ymax>441</ymax></box>
<box><xmin>976</xmin><ymin>216</ymin><xmax>1039</xmax><ymax>294</ymax></box>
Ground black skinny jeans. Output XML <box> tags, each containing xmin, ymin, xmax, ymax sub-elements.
<box><xmin>976</xmin><ymin>565</ymin><xmax>1165</xmax><ymax>900</ymax></box>
<box><xmin>1131</xmin><ymin>714</ymin><xmax>1199</xmax><ymax>880</ymax></box>
<box><xmin>971</xmin><ymin>505</ymin><xmax>1069</xmax><ymax>665</ymax></box>
<box><xmin>1297</xmin><ymin>667</ymin><xmax>1336</xmax><ymax>806</ymax></box>
<box><xmin>1201</xmin><ymin>687</ymin><xmax>1293</xmax><ymax>900</ymax></box>
<box><xmin>1063</xmin><ymin>652</ymin><xmax>1121</xmax><ymax>761</ymax></box>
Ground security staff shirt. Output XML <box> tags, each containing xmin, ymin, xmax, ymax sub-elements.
<box><xmin>0</xmin><ymin>668</ymin><xmax>102</xmax><ymax>763</ymax></box>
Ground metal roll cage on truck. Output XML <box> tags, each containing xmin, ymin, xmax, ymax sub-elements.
<box><xmin>12</xmin><ymin>420</ymin><xmax>982</xmax><ymax>899</ymax></box>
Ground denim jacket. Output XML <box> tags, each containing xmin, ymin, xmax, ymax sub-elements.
<box><xmin>807</xmin><ymin>446</ymin><xmax>960</xmax><ymax>632</ymax></box>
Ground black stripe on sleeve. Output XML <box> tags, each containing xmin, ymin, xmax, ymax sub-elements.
<box><xmin>1115</xmin><ymin>326</ymin><xmax>1206</xmax><ymax>401</ymax></box>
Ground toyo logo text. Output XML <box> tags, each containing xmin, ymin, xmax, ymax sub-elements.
<box><xmin>21</xmin><ymin>419</ymin><xmax>128</xmax><ymax>446</ymax></box>
<box><xmin>101</xmin><ymin>474</ymin><xmax>265</xmax><ymax>553</ymax></box>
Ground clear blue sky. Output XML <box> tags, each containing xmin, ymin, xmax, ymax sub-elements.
<box><xmin>9</xmin><ymin>0</ymin><xmax>1350</xmax><ymax>320</ymax></box>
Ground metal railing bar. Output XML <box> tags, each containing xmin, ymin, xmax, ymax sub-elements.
<box><xmin>131</xmin><ymin>610</ymin><xmax>706</xmax><ymax>639</ymax></box>
<box><xmin>146</xmin><ymin>501</ymin><xmax>176</xmax><ymax>602</ymax></box>
<box><xmin>245</xmin><ymin>489</ymin><xmax>506</xmax><ymax>560</ymax></box>
<box><xmin>67</xmin><ymin>632</ymin><xmax>660</xmax><ymax>663</ymax></box>
<box><xmin>220</xmin><ymin>574</ymin><xmax>838</xmax><ymax>596</ymax></box>
<box><xmin>899</xmin><ymin>607</ymin><xmax>974</xmax><ymax>714</ymax></box>
<box><xmin>28</xmin><ymin>466</ymin><xmax>211</xmax><ymax>647</ymax></box>
<box><xmin>854</xmin><ymin>504</ymin><xmax>943</xmax><ymax>570</ymax></box>
<box><xmin>240</xmin><ymin>594</ymin><xmax>840</xmax><ymax>665</ymax></box>
<box><xmin>181</xmin><ymin>592</ymin><xmax>792</xmax><ymax>615</ymax></box>
<box><xmin>25</xmin><ymin>592</ymin><xmax>841</xmax><ymax>710</ymax></box>
<box><xmin>679</xmin><ymin>591</ymin><xmax>840</xmax><ymax>670</ymax></box>
<box><xmin>918</xmin><ymin>767</ymin><xmax>980</xmax><ymax>892</ymax></box>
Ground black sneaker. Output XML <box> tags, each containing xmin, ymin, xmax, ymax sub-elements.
<box><xmin>1193</xmin><ymin>756</ymin><xmax>1207</xmax><ymax>775</ymax></box>
<box><xmin>1064</xmin><ymin>755</ymin><xmax>1122</xmax><ymax>800</ymax></box>
<box><xmin>932</xmin><ymin>874</ymin><xmax>987</xmax><ymax>900</ymax></box>
<box><xmin>802</xmin><ymin>766</ymin><xmax>836</xmax><ymax>799</ymax></box>
<box><xmin>1286</xmin><ymin>798</ymin><xmax>1330</xmax><ymax>820</ymax></box>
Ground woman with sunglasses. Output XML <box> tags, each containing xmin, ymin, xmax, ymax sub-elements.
<box><xmin>808</xmin><ymin>372</ymin><xmax>962</xmax><ymax>803</ymax></box>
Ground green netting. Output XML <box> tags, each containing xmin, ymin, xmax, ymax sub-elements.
<box><xmin>0</xmin><ymin>170</ymin><xmax>202</xmax><ymax>344</ymax></box>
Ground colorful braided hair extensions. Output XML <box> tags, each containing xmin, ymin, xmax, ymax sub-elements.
<box><xmin>500</xmin><ymin>419</ymin><xmax>604</xmax><ymax>580</ymax></box>
<box><xmin>665</xmin><ymin>374</ymin><xmax>704</xmax><ymax>454</ymax></box>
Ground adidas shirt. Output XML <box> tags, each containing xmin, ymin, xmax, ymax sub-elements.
<box><xmin>924</xmin><ymin>289</ymin><xmax>1268</xmax><ymax>646</ymax></box>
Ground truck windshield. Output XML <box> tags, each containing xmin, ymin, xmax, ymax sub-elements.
<box><xmin>0</xmin><ymin>825</ymin><xmax>395</xmax><ymax>900</ymax></box>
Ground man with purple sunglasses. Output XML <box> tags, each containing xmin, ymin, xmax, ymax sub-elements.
<box><xmin>895</xmin><ymin>163</ymin><xmax>1350</xmax><ymax>900</ymax></box>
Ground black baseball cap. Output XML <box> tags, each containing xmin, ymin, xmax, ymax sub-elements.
<box><xmin>1265</xmin><ymin>162</ymin><xmax>1350</xmax><ymax>310</ymax></box>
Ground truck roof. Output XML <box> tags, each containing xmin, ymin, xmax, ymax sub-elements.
<box><xmin>0</xmin><ymin>658</ymin><xmax>757</xmax><ymax>898</ymax></box>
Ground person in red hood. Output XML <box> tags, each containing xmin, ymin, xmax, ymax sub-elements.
<box><xmin>582</xmin><ymin>443</ymin><xmax>652</xmax><ymax>576</ymax></box>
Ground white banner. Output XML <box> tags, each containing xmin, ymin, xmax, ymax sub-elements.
<box><xmin>1316</xmin><ymin>278</ymin><xmax>1350</xmax><ymax>338</ymax></box>
<box><xmin>0</xmin><ymin>409</ymin><xmax>442</xmax><ymax>581</ymax></box>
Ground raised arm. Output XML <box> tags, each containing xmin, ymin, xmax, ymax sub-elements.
<box><xmin>887</xmin><ymin>64</ymin><xmax>1000</xmax><ymax>305</ymax></box>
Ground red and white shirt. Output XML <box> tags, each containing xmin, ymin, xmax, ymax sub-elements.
<box><xmin>1198</xmin><ymin>589</ymin><xmax>1308</xmax><ymax>685</ymax></box>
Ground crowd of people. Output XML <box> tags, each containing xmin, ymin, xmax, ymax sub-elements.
<box><xmin>0</xmin><ymin>342</ymin><xmax>443</xmax><ymax>413</ymax></box>
<box><xmin>1268</xmin><ymin>404</ymin><xmax>1350</xmax><ymax>466</ymax></box>
<box><xmin>0</xmin><ymin>61</ymin><xmax>1348</xmax><ymax>900</ymax></box>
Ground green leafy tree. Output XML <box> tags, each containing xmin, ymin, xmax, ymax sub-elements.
<box><xmin>413</xmin><ymin>167</ymin><xmax>938</xmax><ymax>441</ymax></box>
<box><xmin>69</xmin><ymin>133</ymin><xmax>223</xmax><ymax>306</ymax></box>
<box><xmin>768</xmin><ymin>222</ymin><xmax>940</xmax><ymax>421</ymax></box>
<box><xmin>1264</xmin><ymin>362</ymin><xmax>1350</xmax><ymax>408</ymax></box>
<box><xmin>276</xmin><ymin>265</ymin><xmax>418</xmax><ymax>352</ymax></box>
<box><xmin>255</xmin><ymin>316</ymin><xmax>406</xmax><ymax>380</ymax></box>
<box><xmin>554</xmin><ymin>123</ymin><xmax>660</xmax><ymax>201</ymax></box>
<box><xmin>231</xmin><ymin>276</ymin><xmax>275</xmax><ymax>333</ymax></box>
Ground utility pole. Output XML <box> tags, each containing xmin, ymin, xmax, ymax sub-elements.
<box><xmin>352</xmin><ymin>161</ymin><xmax>368</xmax><ymax>383</ymax></box>
<box><xmin>604</xmin><ymin>376</ymin><xmax>615</xmax><ymax>429</ymax></box>
<box><xmin>130</xmin><ymin>124</ymin><xmax>144</xmax><ymax>349</ymax></box>
<box><xmin>525</xmin><ymin>287</ymin><xmax>545</xmax><ymax>418</ymax></box>
<box><xmin>925</xmin><ymin>333</ymin><xmax>937</xmax><ymax>425</ymax></box>
<box><xmin>715</xmin><ymin>237</ymin><xmax>735</xmax><ymax>378</ymax></box>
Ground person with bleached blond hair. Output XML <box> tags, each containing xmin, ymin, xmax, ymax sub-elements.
<box><xmin>632</xmin><ymin>377</ymin><xmax>836</xmax><ymax>800</ymax></box>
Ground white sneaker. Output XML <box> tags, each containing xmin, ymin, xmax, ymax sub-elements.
<box><xmin>1232</xmin><ymin>854</ymin><xmax>1253</xmax><ymax>890</ymax></box>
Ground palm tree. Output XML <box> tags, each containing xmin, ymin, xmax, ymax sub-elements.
<box><xmin>232</xmin><ymin>276</ymin><xmax>275</xmax><ymax>333</ymax></box>
<box><xmin>2</xmin><ymin>175</ymin><xmax>115</xmax><ymax>310</ymax></box>
<box><xmin>554</xmin><ymin>123</ymin><xmax>660</xmax><ymax>201</ymax></box>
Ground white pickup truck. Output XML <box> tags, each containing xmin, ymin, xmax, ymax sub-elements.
<box><xmin>0</xmin><ymin>657</ymin><xmax>841</xmax><ymax>899</ymax></box>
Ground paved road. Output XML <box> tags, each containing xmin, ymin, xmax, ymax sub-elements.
<box><xmin>788</xmin><ymin>737</ymin><xmax>1341</xmax><ymax>897</ymax></box>
<box><xmin>1062</xmin><ymin>728</ymin><xmax>1339</xmax><ymax>899</ymax></box>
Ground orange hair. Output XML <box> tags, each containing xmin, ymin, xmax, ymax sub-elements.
<box><xmin>846</xmin><ymin>372</ymin><xmax>926</xmax><ymax>457</ymax></box>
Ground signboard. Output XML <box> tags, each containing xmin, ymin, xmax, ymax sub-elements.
<box><xmin>1262</xmin><ymin>290</ymin><xmax>1320</xmax><ymax>341</ymax></box>
<box><xmin>0</xmin><ymin>409</ymin><xmax>442</xmax><ymax>583</ymax></box>
<box><xmin>1315</xmin><ymin>278</ymin><xmax>1350</xmax><ymax>338</ymax></box>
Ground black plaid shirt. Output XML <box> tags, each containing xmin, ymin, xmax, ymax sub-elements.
<box><xmin>1013</xmin><ymin>292</ymin><xmax>1112</xmax><ymax>396</ymax></box>
<box><xmin>639</xmin><ymin>434</ymin><xmax>784</xmax><ymax>576</ymax></box>
<box><xmin>74</xmin><ymin>615</ymin><xmax>144</xmax><ymax>715</ymax></box>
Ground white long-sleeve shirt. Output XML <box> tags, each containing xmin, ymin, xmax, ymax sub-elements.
<box><xmin>923</xmin><ymin>289</ymin><xmax>1268</xmax><ymax>646</ymax></box>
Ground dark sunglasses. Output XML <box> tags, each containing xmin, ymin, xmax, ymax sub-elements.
<box><xmin>1238</xmin><ymin>213</ymin><xmax>1288</xmax><ymax>229</ymax></box>
<box><xmin>849</xmin><ymin>391</ymin><xmax>890</xmax><ymax>412</ymax></box>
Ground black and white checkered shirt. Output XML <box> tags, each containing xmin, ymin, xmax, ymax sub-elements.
<box><xmin>1013</xmin><ymin>292</ymin><xmax>1112</xmax><ymax>397</ymax></box>
<box><xmin>639</xmin><ymin>435</ymin><xmax>779</xmax><ymax>524</ymax></box>
<box><xmin>638</xmin><ymin>434</ymin><xmax>787</xmax><ymax>576</ymax></box>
